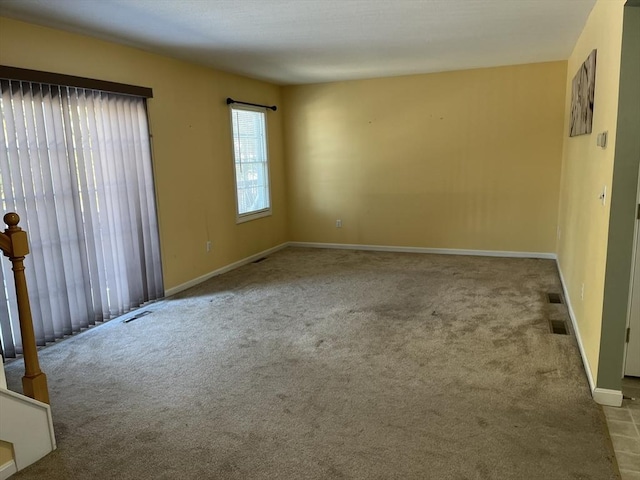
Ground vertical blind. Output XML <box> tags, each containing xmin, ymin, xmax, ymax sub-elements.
<box><xmin>0</xmin><ymin>79</ymin><xmax>163</xmax><ymax>358</ymax></box>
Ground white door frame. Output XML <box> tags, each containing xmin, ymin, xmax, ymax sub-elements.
<box><xmin>623</xmin><ymin>166</ymin><xmax>640</xmax><ymax>377</ymax></box>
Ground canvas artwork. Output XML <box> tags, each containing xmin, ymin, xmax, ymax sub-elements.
<box><xmin>569</xmin><ymin>49</ymin><xmax>597</xmax><ymax>137</ymax></box>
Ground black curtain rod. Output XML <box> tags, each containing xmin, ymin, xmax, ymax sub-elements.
<box><xmin>226</xmin><ymin>97</ymin><xmax>277</xmax><ymax>111</ymax></box>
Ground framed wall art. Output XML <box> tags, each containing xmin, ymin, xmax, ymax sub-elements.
<box><xmin>569</xmin><ymin>49</ymin><xmax>597</xmax><ymax>137</ymax></box>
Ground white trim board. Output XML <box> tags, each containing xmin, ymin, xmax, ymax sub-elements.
<box><xmin>163</xmin><ymin>240</ymin><xmax>622</xmax><ymax>405</ymax></box>
<box><xmin>163</xmin><ymin>240</ymin><xmax>621</xmax><ymax>404</ymax></box>
<box><xmin>0</xmin><ymin>460</ymin><xmax>17</xmax><ymax>480</ymax></box>
<box><xmin>593</xmin><ymin>388</ymin><xmax>624</xmax><ymax>407</ymax></box>
<box><xmin>555</xmin><ymin>263</ymin><xmax>596</xmax><ymax>391</ymax></box>
<box><xmin>293</xmin><ymin>242</ymin><xmax>622</xmax><ymax>405</ymax></box>
<box><xmin>556</xmin><ymin>260</ymin><xmax>623</xmax><ymax>407</ymax></box>
<box><xmin>288</xmin><ymin>242</ymin><xmax>556</xmax><ymax>259</ymax></box>
<box><xmin>0</xmin><ymin>388</ymin><xmax>56</xmax><ymax>471</ymax></box>
<box><xmin>164</xmin><ymin>243</ymin><xmax>288</xmax><ymax>297</ymax></box>
<box><xmin>164</xmin><ymin>241</ymin><xmax>555</xmax><ymax>298</ymax></box>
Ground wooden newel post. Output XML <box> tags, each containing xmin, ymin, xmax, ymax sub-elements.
<box><xmin>3</xmin><ymin>213</ymin><xmax>49</xmax><ymax>404</ymax></box>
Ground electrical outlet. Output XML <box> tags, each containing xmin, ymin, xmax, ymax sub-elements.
<box><xmin>336</xmin><ymin>219</ymin><xmax>342</xmax><ymax>228</ymax></box>
<box><xmin>206</xmin><ymin>241</ymin><xmax>212</xmax><ymax>252</ymax></box>
<box><xmin>581</xmin><ymin>283</ymin><xmax>585</xmax><ymax>300</ymax></box>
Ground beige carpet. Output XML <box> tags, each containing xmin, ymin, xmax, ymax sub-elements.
<box><xmin>4</xmin><ymin>247</ymin><xmax>618</xmax><ymax>479</ymax></box>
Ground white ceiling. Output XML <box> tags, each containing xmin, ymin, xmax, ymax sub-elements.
<box><xmin>0</xmin><ymin>0</ymin><xmax>596</xmax><ymax>85</ymax></box>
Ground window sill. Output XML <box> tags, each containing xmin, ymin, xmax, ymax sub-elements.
<box><xmin>236</xmin><ymin>209</ymin><xmax>272</xmax><ymax>224</ymax></box>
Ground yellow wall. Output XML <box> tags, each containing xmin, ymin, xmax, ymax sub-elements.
<box><xmin>0</xmin><ymin>17</ymin><xmax>288</xmax><ymax>291</ymax></box>
<box><xmin>556</xmin><ymin>0</ymin><xmax>625</xmax><ymax>382</ymax></box>
<box><xmin>283</xmin><ymin>62</ymin><xmax>567</xmax><ymax>253</ymax></box>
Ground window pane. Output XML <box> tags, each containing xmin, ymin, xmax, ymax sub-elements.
<box><xmin>231</xmin><ymin>107</ymin><xmax>270</xmax><ymax>218</ymax></box>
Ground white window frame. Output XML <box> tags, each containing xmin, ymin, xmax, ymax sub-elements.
<box><xmin>229</xmin><ymin>104</ymin><xmax>272</xmax><ymax>224</ymax></box>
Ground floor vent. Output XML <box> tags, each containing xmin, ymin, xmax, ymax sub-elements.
<box><xmin>546</xmin><ymin>292</ymin><xmax>570</xmax><ymax>335</ymax></box>
<box><xmin>549</xmin><ymin>319</ymin><xmax>569</xmax><ymax>335</ymax></box>
<box><xmin>547</xmin><ymin>292</ymin><xmax>563</xmax><ymax>304</ymax></box>
<box><xmin>123</xmin><ymin>310</ymin><xmax>152</xmax><ymax>323</ymax></box>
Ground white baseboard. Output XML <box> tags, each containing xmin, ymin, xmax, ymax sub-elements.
<box><xmin>0</xmin><ymin>460</ymin><xmax>17</xmax><ymax>480</ymax></box>
<box><xmin>556</xmin><ymin>260</ymin><xmax>623</xmax><ymax>407</ymax></box>
<box><xmin>593</xmin><ymin>388</ymin><xmax>624</xmax><ymax>407</ymax></box>
<box><xmin>292</xmin><ymin>243</ymin><xmax>622</xmax><ymax>405</ymax></box>
<box><xmin>164</xmin><ymin>242</ymin><xmax>289</xmax><ymax>297</ymax></box>
<box><xmin>288</xmin><ymin>241</ymin><xmax>557</xmax><ymax>259</ymax></box>
<box><xmin>163</xmin><ymin>241</ymin><xmax>619</xmax><ymax>405</ymax></box>
<box><xmin>167</xmin><ymin>241</ymin><xmax>556</xmax><ymax>297</ymax></box>
<box><xmin>555</xmin><ymin>261</ymin><xmax>596</xmax><ymax>392</ymax></box>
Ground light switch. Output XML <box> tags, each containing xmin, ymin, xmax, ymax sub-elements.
<box><xmin>596</xmin><ymin>131</ymin><xmax>608</xmax><ymax>148</ymax></box>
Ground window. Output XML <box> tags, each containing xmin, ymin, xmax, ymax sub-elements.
<box><xmin>230</xmin><ymin>105</ymin><xmax>271</xmax><ymax>222</ymax></box>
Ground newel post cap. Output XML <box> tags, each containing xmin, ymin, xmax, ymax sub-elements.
<box><xmin>3</xmin><ymin>213</ymin><xmax>29</xmax><ymax>256</ymax></box>
<box><xmin>4</xmin><ymin>212</ymin><xmax>20</xmax><ymax>229</ymax></box>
